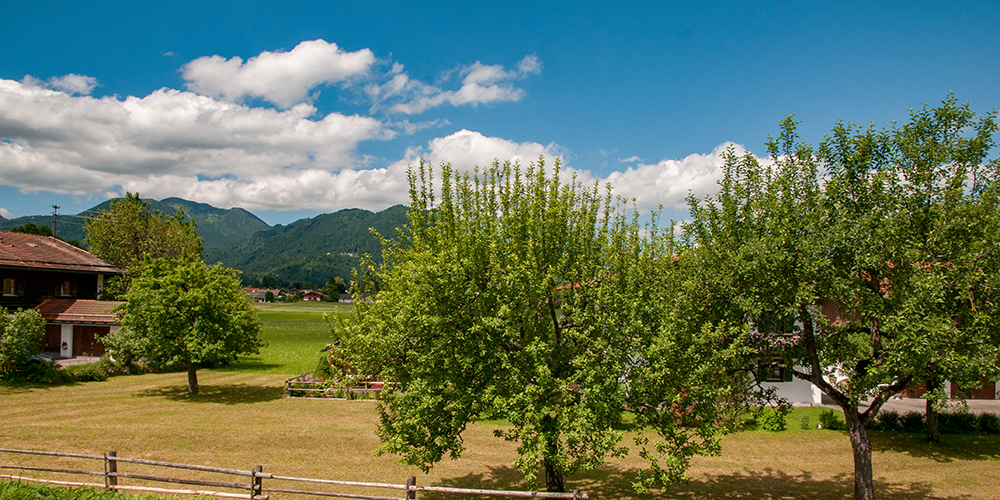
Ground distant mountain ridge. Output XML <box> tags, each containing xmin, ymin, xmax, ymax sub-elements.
<box><xmin>0</xmin><ymin>198</ymin><xmax>410</xmax><ymax>286</ymax></box>
<box><xmin>0</xmin><ymin>197</ymin><xmax>271</xmax><ymax>251</ymax></box>
<box><xmin>209</xmin><ymin>205</ymin><xmax>409</xmax><ymax>286</ymax></box>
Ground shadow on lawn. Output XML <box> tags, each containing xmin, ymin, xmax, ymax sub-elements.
<box><xmin>429</xmin><ymin>466</ymin><xmax>970</xmax><ymax>500</ymax></box>
<box><xmin>869</xmin><ymin>431</ymin><xmax>1000</xmax><ymax>463</ymax></box>
<box><xmin>135</xmin><ymin>383</ymin><xmax>283</xmax><ymax>404</ymax></box>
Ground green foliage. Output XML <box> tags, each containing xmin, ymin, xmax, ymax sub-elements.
<box><xmin>978</xmin><ymin>413</ymin><xmax>1000</xmax><ymax>435</ymax></box>
<box><xmin>760</xmin><ymin>406</ymin><xmax>790</xmax><ymax>432</ymax></box>
<box><xmin>681</xmin><ymin>95</ymin><xmax>999</xmax><ymax>499</ymax></box>
<box><xmin>900</xmin><ymin>411</ymin><xmax>926</xmax><ymax>433</ymax></box>
<box><xmin>873</xmin><ymin>409</ymin><xmax>903</xmax><ymax>432</ymax></box>
<box><xmin>105</xmin><ymin>256</ymin><xmax>264</xmax><ymax>394</ymax></box>
<box><xmin>0</xmin><ymin>308</ymin><xmax>46</xmax><ymax>372</ymax></box>
<box><xmin>322</xmin><ymin>276</ymin><xmax>348</xmax><ymax>299</ymax></box>
<box><xmin>818</xmin><ymin>410</ymin><xmax>845</xmax><ymax>431</ymax></box>
<box><xmin>0</xmin><ymin>480</ymin><xmax>187</xmax><ymax>499</ymax></box>
<box><xmin>66</xmin><ymin>362</ymin><xmax>109</xmax><ymax>382</ymax></box>
<box><xmin>799</xmin><ymin>414</ymin><xmax>811</xmax><ymax>430</ymax></box>
<box><xmin>10</xmin><ymin>221</ymin><xmax>52</xmax><ymax>236</ymax></box>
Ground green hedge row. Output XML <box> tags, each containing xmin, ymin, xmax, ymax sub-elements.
<box><xmin>0</xmin><ymin>480</ymin><xmax>185</xmax><ymax>500</ymax></box>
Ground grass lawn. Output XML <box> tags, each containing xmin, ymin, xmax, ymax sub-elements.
<box><xmin>219</xmin><ymin>301</ymin><xmax>354</xmax><ymax>376</ymax></box>
<box><xmin>2</xmin><ymin>304</ymin><xmax>997</xmax><ymax>499</ymax></box>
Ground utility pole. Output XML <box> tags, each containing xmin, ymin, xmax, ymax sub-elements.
<box><xmin>52</xmin><ymin>205</ymin><xmax>60</xmax><ymax>238</ymax></box>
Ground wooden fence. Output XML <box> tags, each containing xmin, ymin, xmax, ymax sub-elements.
<box><xmin>0</xmin><ymin>448</ymin><xmax>588</xmax><ymax>500</ymax></box>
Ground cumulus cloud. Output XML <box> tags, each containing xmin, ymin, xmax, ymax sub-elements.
<box><xmin>182</xmin><ymin>39</ymin><xmax>375</xmax><ymax>108</ymax></box>
<box><xmin>0</xmin><ymin>207</ymin><xmax>12</xmax><ymax>219</ymax></box>
<box><xmin>0</xmin><ymin>78</ymin><xmax>391</xmax><ymax>208</ymax></box>
<box><xmin>21</xmin><ymin>73</ymin><xmax>98</xmax><ymax>95</ymax></box>
<box><xmin>603</xmin><ymin>142</ymin><xmax>758</xmax><ymax>210</ymax></box>
<box><xmin>367</xmin><ymin>55</ymin><xmax>542</xmax><ymax>115</ymax></box>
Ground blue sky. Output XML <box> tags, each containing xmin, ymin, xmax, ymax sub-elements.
<box><xmin>2</xmin><ymin>0</ymin><xmax>997</xmax><ymax>225</ymax></box>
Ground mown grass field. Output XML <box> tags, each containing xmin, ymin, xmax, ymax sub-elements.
<box><xmin>2</xmin><ymin>302</ymin><xmax>998</xmax><ymax>499</ymax></box>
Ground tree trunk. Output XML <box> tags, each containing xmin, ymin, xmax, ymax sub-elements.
<box><xmin>925</xmin><ymin>379</ymin><xmax>940</xmax><ymax>443</ymax></box>
<box><xmin>544</xmin><ymin>462</ymin><xmax>564</xmax><ymax>493</ymax></box>
<box><xmin>540</xmin><ymin>414</ymin><xmax>564</xmax><ymax>492</ymax></box>
<box><xmin>843</xmin><ymin>407</ymin><xmax>875</xmax><ymax>500</ymax></box>
<box><xmin>186</xmin><ymin>361</ymin><xmax>199</xmax><ymax>394</ymax></box>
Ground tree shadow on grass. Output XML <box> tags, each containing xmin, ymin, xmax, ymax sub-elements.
<box><xmin>135</xmin><ymin>384</ymin><xmax>283</xmax><ymax>404</ymax></box>
<box><xmin>429</xmin><ymin>465</ymin><xmax>970</xmax><ymax>500</ymax></box>
<box><xmin>869</xmin><ymin>431</ymin><xmax>1000</xmax><ymax>463</ymax></box>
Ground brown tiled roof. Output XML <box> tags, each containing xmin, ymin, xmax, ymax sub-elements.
<box><xmin>0</xmin><ymin>232</ymin><xmax>122</xmax><ymax>274</ymax></box>
<box><xmin>34</xmin><ymin>298</ymin><xmax>122</xmax><ymax>324</ymax></box>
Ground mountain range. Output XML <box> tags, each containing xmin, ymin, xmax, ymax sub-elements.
<box><xmin>0</xmin><ymin>198</ymin><xmax>409</xmax><ymax>286</ymax></box>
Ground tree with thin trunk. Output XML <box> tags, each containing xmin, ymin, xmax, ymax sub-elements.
<box><xmin>106</xmin><ymin>256</ymin><xmax>264</xmax><ymax>394</ymax></box>
<box><xmin>682</xmin><ymin>95</ymin><xmax>1000</xmax><ymax>500</ymax></box>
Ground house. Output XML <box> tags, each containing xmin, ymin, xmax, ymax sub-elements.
<box><xmin>760</xmin><ymin>300</ymin><xmax>999</xmax><ymax>403</ymax></box>
<box><xmin>0</xmin><ymin>231</ymin><xmax>124</xmax><ymax>362</ymax></box>
<box><xmin>301</xmin><ymin>290</ymin><xmax>327</xmax><ymax>302</ymax></box>
<box><xmin>245</xmin><ymin>287</ymin><xmax>280</xmax><ymax>302</ymax></box>
<box><xmin>336</xmin><ymin>292</ymin><xmax>370</xmax><ymax>304</ymax></box>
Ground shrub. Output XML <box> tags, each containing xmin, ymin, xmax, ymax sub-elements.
<box><xmin>761</xmin><ymin>407</ymin><xmax>788</xmax><ymax>432</ymax></box>
<box><xmin>0</xmin><ymin>308</ymin><xmax>46</xmax><ymax>375</ymax></box>
<box><xmin>875</xmin><ymin>409</ymin><xmax>902</xmax><ymax>432</ymax></box>
<box><xmin>818</xmin><ymin>409</ymin><xmax>845</xmax><ymax>430</ymax></box>
<box><xmin>939</xmin><ymin>410</ymin><xmax>979</xmax><ymax>435</ymax></box>
<box><xmin>67</xmin><ymin>363</ymin><xmax>108</xmax><ymax>382</ymax></box>
<box><xmin>977</xmin><ymin>413</ymin><xmax>1000</xmax><ymax>435</ymax></box>
<box><xmin>799</xmin><ymin>414</ymin><xmax>811</xmax><ymax>430</ymax></box>
<box><xmin>900</xmin><ymin>411</ymin><xmax>925</xmax><ymax>432</ymax></box>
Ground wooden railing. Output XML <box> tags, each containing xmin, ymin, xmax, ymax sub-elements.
<box><xmin>0</xmin><ymin>448</ymin><xmax>589</xmax><ymax>499</ymax></box>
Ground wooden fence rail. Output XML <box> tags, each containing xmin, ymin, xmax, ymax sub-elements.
<box><xmin>0</xmin><ymin>448</ymin><xmax>589</xmax><ymax>499</ymax></box>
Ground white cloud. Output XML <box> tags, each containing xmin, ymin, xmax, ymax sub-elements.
<box><xmin>603</xmin><ymin>142</ymin><xmax>756</xmax><ymax>210</ymax></box>
<box><xmin>0</xmin><ymin>78</ymin><xmax>391</xmax><ymax>208</ymax></box>
<box><xmin>0</xmin><ymin>207</ymin><xmax>12</xmax><ymax>219</ymax></box>
<box><xmin>21</xmin><ymin>73</ymin><xmax>98</xmax><ymax>95</ymax></box>
<box><xmin>618</xmin><ymin>156</ymin><xmax>640</xmax><ymax>163</ymax></box>
<box><xmin>182</xmin><ymin>39</ymin><xmax>375</xmax><ymax>108</ymax></box>
<box><xmin>368</xmin><ymin>55</ymin><xmax>542</xmax><ymax>115</ymax></box>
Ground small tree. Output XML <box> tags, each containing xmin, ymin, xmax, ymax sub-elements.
<box><xmin>0</xmin><ymin>308</ymin><xmax>46</xmax><ymax>375</ymax></box>
<box><xmin>322</xmin><ymin>276</ymin><xmax>347</xmax><ymax>299</ymax></box>
<box><xmin>106</xmin><ymin>257</ymin><xmax>264</xmax><ymax>394</ymax></box>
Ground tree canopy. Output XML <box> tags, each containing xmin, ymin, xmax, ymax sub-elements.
<box><xmin>105</xmin><ymin>257</ymin><xmax>264</xmax><ymax>394</ymax></box>
<box><xmin>681</xmin><ymin>94</ymin><xmax>999</xmax><ymax>500</ymax></box>
<box><xmin>0</xmin><ymin>308</ymin><xmax>46</xmax><ymax>375</ymax></box>
<box><xmin>339</xmin><ymin>159</ymin><xmax>762</xmax><ymax>492</ymax></box>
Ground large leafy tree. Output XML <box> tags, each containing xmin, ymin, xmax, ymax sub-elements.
<box><xmin>85</xmin><ymin>193</ymin><xmax>202</xmax><ymax>298</ymax></box>
<box><xmin>683</xmin><ymin>95</ymin><xmax>999</xmax><ymax>500</ymax></box>
<box><xmin>340</xmin><ymin>159</ymin><xmax>762</xmax><ymax>492</ymax></box>
<box><xmin>105</xmin><ymin>257</ymin><xmax>264</xmax><ymax>394</ymax></box>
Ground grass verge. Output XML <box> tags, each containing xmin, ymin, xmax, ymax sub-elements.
<box><xmin>1</xmin><ymin>372</ymin><xmax>997</xmax><ymax>499</ymax></box>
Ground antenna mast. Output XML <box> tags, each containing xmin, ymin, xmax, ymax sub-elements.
<box><xmin>52</xmin><ymin>205</ymin><xmax>60</xmax><ymax>238</ymax></box>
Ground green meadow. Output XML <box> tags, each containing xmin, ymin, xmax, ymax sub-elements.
<box><xmin>2</xmin><ymin>303</ymin><xmax>998</xmax><ymax>499</ymax></box>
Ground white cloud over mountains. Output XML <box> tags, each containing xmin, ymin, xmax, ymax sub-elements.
<box><xmin>1</xmin><ymin>40</ymin><xmax>747</xmax><ymax>216</ymax></box>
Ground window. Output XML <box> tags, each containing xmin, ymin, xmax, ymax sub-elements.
<box><xmin>59</xmin><ymin>280</ymin><xmax>73</xmax><ymax>296</ymax></box>
<box><xmin>759</xmin><ymin>363</ymin><xmax>794</xmax><ymax>383</ymax></box>
<box><xmin>2</xmin><ymin>278</ymin><xmax>14</xmax><ymax>296</ymax></box>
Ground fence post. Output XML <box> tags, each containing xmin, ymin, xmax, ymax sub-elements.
<box><xmin>405</xmin><ymin>475</ymin><xmax>417</xmax><ymax>499</ymax></box>
<box><xmin>251</xmin><ymin>465</ymin><xmax>263</xmax><ymax>499</ymax></box>
<box><xmin>573</xmin><ymin>489</ymin><xmax>582</xmax><ymax>499</ymax></box>
<box><xmin>107</xmin><ymin>451</ymin><xmax>117</xmax><ymax>489</ymax></box>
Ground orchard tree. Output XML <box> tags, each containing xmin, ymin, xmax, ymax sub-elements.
<box><xmin>106</xmin><ymin>257</ymin><xmax>264</xmax><ymax>394</ymax></box>
<box><xmin>339</xmin><ymin>159</ymin><xmax>762</xmax><ymax>492</ymax></box>
<box><xmin>85</xmin><ymin>193</ymin><xmax>202</xmax><ymax>298</ymax></box>
<box><xmin>683</xmin><ymin>95</ymin><xmax>999</xmax><ymax>500</ymax></box>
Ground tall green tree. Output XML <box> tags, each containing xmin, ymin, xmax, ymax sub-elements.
<box><xmin>105</xmin><ymin>257</ymin><xmax>264</xmax><ymax>394</ymax></box>
<box><xmin>683</xmin><ymin>95</ymin><xmax>999</xmax><ymax>500</ymax></box>
<box><xmin>10</xmin><ymin>222</ymin><xmax>52</xmax><ymax>237</ymax></box>
<box><xmin>340</xmin><ymin>158</ymin><xmax>761</xmax><ymax>492</ymax></box>
<box><xmin>85</xmin><ymin>193</ymin><xmax>202</xmax><ymax>298</ymax></box>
